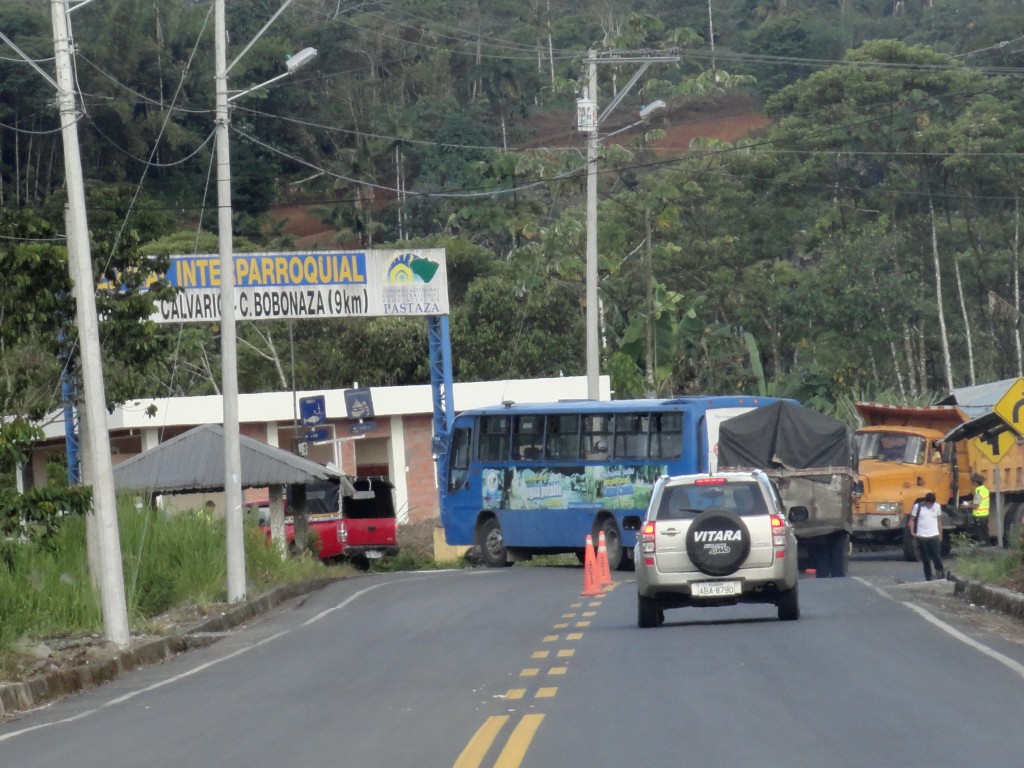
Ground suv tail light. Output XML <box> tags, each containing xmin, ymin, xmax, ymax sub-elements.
<box><xmin>694</xmin><ymin>477</ymin><xmax>727</xmax><ymax>485</ymax></box>
<box><xmin>640</xmin><ymin>521</ymin><xmax>656</xmax><ymax>556</ymax></box>
<box><xmin>338</xmin><ymin>520</ymin><xmax>348</xmax><ymax>544</ymax></box>
<box><xmin>770</xmin><ymin>514</ymin><xmax>786</xmax><ymax>554</ymax></box>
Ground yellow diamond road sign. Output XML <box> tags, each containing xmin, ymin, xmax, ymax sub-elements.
<box><xmin>973</xmin><ymin>431</ymin><xmax>1015</xmax><ymax>465</ymax></box>
<box><xmin>995</xmin><ymin>377</ymin><xmax>1024</xmax><ymax>438</ymax></box>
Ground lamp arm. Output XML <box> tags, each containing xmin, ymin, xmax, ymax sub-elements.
<box><xmin>227</xmin><ymin>0</ymin><xmax>295</xmax><ymax>74</ymax></box>
<box><xmin>227</xmin><ymin>70</ymin><xmax>290</xmax><ymax>103</ymax></box>
<box><xmin>596</xmin><ymin>62</ymin><xmax>651</xmax><ymax>125</ymax></box>
<box><xmin>0</xmin><ymin>30</ymin><xmax>59</xmax><ymax>90</ymax></box>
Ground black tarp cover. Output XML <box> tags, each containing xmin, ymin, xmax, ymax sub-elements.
<box><xmin>718</xmin><ymin>401</ymin><xmax>854</xmax><ymax>470</ymax></box>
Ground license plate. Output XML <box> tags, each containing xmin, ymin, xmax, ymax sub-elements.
<box><xmin>365</xmin><ymin>550</ymin><xmax>383</xmax><ymax>559</ymax></box>
<box><xmin>693</xmin><ymin>580</ymin><xmax>740</xmax><ymax>598</ymax></box>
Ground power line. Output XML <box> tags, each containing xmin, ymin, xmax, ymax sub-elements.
<box><xmin>231</xmin><ymin>123</ymin><xmax>576</xmax><ymax>198</ymax></box>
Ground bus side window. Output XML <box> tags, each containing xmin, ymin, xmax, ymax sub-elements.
<box><xmin>448</xmin><ymin>427</ymin><xmax>471</xmax><ymax>492</ymax></box>
<box><xmin>479</xmin><ymin>416</ymin><xmax>510</xmax><ymax>462</ymax></box>
<box><xmin>545</xmin><ymin>414</ymin><xmax>580</xmax><ymax>461</ymax></box>
<box><xmin>512</xmin><ymin>414</ymin><xmax>544</xmax><ymax>461</ymax></box>
<box><xmin>583</xmin><ymin>414</ymin><xmax>612</xmax><ymax>460</ymax></box>
<box><xmin>650</xmin><ymin>412</ymin><xmax>682</xmax><ymax>459</ymax></box>
<box><xmin>614</xmin><ymin>413</ymin><xmax>649</xmax><ymax>459</ymax></box>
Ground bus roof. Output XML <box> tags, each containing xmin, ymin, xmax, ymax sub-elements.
<box><xmin>454</xmin><ymin>395</ymin><xmax>779</xmax><ymax>418</ymax></box>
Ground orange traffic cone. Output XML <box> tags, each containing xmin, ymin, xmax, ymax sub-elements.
<box><xmin>596</xmin><ymin>531</ymin><xmax>614</xmax><ymax>587</ymax></box>
<box><xmin>581</xmin><ymin>534</ymin><xmax>605</xmax><ymax>596</ymax></box>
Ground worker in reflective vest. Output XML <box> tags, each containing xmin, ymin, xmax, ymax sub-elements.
<box><xmin>969</xmin><ymin>473</ymin><xmax>991</xmax><ymax>543</ymax></box>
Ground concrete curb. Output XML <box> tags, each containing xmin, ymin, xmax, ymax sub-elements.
<box><xmin>950</xmin><ymin>573</ymin><xmax>1024</xmax><ymax>621</ymax></box>
<box><xmin>0</xmin><ymin>577</ymin><xmax>337</xmax><ymax>719</ymax></box>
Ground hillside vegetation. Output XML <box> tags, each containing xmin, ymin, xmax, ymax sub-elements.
<box><xmin>1</xmin><ymin>0</ymin><xmax>1024</xmax><ymax>419</ymax></box>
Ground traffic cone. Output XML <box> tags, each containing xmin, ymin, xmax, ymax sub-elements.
<box><xmin>581</xmin><ymin>534</ymin><xmax>605</xmax><ymax>596</ymax></box>
<box><xmin>596</xmin><ymin>531</ymin><xmax>614</xmax><ymax>587</ymax></box>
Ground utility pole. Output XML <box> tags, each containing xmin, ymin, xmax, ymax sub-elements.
<box><xmin>214</xmin><ymin>0</ymin><xmax>246</xmax><ymax>603</ymax></box>
<box><xmin>578</xmin><ymin>49</ymin><xmax>677</xmax><ymax>401</ymax></box>
<box><xmin>51</xmin><ymin>0</ymin><xmax>129</xmax><ymax>647</ymax></box>
<box><xmin>213</xmin><ymin>0</ymin><xmax>315</xmax><ymax>601</ymax></box>
<box><xmin>584</xmin><ymin>52</ymin><xmax>599</xmax><ymax>401</ymax></box>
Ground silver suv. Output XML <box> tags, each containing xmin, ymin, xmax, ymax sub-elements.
<box><xmin>623</xmin><ymin>471</ymin><xmax>808</xmax><ymax>627</ymax></box>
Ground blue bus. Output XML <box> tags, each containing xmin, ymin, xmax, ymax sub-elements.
<box><xmin>438</xmin><ymin>396</ymin><xmax>782</xmax><ymax>568</ymax></box>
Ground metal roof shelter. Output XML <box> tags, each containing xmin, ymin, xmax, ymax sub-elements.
<box><xmin>938</xmin><ymin>379</ymin><xmax>1018</xmax><ymax>420</ymax></box>
<box><xmin>938</xmin><ymin>379</ymin><xmax>1019</xmax><ymax>444</ymax></box>
<box><xmin>112</xmin><ymin>424</ymin><xmax>351</xmax><ymax>495</ymax></box>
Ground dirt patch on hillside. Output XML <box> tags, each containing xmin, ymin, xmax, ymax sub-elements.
<box><xmin>274</xmin><ymin>206</ymin><xmax>327</xmax><ymax>238</ymax></box>
<box><xmin>649</xmin><ymin>107</ymin><xmax>770</xmax><ymax>149</ymax></box>
<box><xmin>268</xmin><ymin>205</ymin><xmax>340</xmax><ymax>249</ymax></box>
<box><xmin>267</xmin><ymin>96</ymin><xmax>770</xmax><ymax>240</ymax></box>
<box><xmin>515</xmin><ymin>94</ymin><xmax>769</xmax><ymax>152</ymax></box>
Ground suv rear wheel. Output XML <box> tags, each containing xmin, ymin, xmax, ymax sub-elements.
<box><xmin>777</xmin><ymin>581</ymin><xmax>800</xmax><ymax>621</ymax></box>
<box><xmin>638</xmin><ymin>594</ymin><xmax>662</xmax><ymax>628</ymax></box>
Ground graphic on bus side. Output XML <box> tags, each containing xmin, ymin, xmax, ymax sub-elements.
<box><xmin>481</xmin><ymin>464</ymin><xmax>666</xmax><ymax>511</ymax></box>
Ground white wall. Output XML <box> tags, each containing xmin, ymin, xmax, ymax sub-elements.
<box><xmin>39</xmin><ymin>376</ymin><xmax>609</xmax><ymax>439</ymax></box>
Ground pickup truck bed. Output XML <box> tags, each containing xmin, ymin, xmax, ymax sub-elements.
<box><xmin>259</xmin><ymin>477</ymin><xmax>399</xmax><ymax>566</ymax></box>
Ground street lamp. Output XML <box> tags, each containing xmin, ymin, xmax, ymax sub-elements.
<box><xmin>578</xmin><ymin>49</ymin><xmax>667</xmax><ymax>400</ymax></box>
<box><xmin>49</xmin><ymin>0</ymin><xmax>129</xmax><ymax>646</ymax></box>
<box><xmin>214</xmin><ymin>0</ymin><xmax>316</xmax><ymax>602</ymax></box>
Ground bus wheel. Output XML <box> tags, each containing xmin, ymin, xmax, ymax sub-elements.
<box><xmin>479</xmin><ymin>518</ymin><xmax>509</xmax><ymax>568</ymax></box>
<box><xmin>599</xmin><ymin>517</ymin><xmax>624</xmax><ymax>571</ymax></box>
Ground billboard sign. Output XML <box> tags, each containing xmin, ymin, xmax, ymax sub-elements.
<box><xmin>151</xmin><ymin>248</ymin><xmax>448</xmax><ymax>323</ymax></box>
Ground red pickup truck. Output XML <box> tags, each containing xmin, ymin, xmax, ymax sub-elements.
<box><xmin>258</xmin><ymin>478</ymin><xmax>399</xmax><ymax>568</ymax></box>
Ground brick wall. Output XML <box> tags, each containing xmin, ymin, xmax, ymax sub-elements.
<box><xmin>403</xmin><ymin>414</ymin><xmax>439</xmax><ymax>524</ymax></box>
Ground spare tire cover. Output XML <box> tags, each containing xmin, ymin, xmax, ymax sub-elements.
<box><xmin>685</xmin><ymin>510</ymin><xmax>751</xmax><ymax>576</ymax></box>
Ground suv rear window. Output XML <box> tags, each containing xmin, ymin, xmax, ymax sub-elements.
<box><xmin>656</xmin><ymin>481</ymin><xmax>767</xmax><ymax>520</ymax></box>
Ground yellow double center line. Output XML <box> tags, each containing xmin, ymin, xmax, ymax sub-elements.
<box><xmin>453</xmin><ymin>713</ymin><xmax>545</xmax><ymax>768</ymax></box>
<box><xmin>452</xmin><ymin>584</ymin><xmax>617</xmax><ymax>767</ymax></box>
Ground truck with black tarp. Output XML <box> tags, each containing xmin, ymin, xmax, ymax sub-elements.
<box><xmin>717</xmin><ymin>400</ymin><xmax>856</xmax><ymax>577</ymax></box>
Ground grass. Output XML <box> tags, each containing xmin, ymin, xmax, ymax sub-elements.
<box><xmin>369</xmin><ymin>520</ymin><xmax>471</xmax><ymax>572</ymax></box>
<box><xmin>0</xmin><ymin>497</ymin><xmax>331</xmax><ymax>663</ymax></box>
<box><xmin>951</xmin><ymin>534</ymin><xmax>1024</xmax><ymax>588</ymax></box>
<box><xmin>0</xmin><ymin>512</ymin><xmax>476</xmax><ymax>678</ymax></box>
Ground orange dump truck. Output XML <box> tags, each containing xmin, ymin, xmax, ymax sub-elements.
<box><xmin>852</xmin><ymin>401</ymin><xmax>1024</xmax><ymax>560</ymax></box>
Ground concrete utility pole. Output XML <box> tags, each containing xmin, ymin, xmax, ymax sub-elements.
<box><xmin>214</xmin><ymin>0</ymin><xmax>246</xmax><ymax>603</ymax></box>
<box><xmin>51</xmin><ymin>0</ymin><xmax>129</xmax><ymax>647</ymax></box>
<box><xmin>585</xmin><ymin>52</ymin><xmax>599</xmax><ymax>401</ymax></box>
<box><xmin>214</xmin><ymin>0</ymin><xmax>315</xmax><ymax>601</ymax></box>
<box><xmin>579</xmin><ymin>49</ymin><xmax>677</xmax><ymax>401</ymax></box>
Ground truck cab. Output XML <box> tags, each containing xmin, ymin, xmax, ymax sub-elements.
<box><xmin>852</xmin><ymin>403</ymin><xmax>973</xmax><ymax>558</ymax></box>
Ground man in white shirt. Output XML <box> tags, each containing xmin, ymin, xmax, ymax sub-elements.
<box><xmin>910</xmin><ymin>490</ymin><xmax>945</xmax><ymax>581</ymax></box>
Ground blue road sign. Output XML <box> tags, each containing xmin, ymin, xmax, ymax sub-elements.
<box><xmin>350</xmin><ymin>421</ymin><xmax>377</xmax><ymax>435</ymax></box>
<box><xmin>345</xmin><ymin>387</ymin><xmax>374</xmax><ymax>419</ymax></box>
<box><xmin>300</xmin><ymin>395</ymin><xmax>326</xmax><ymax>426</ymax></box>
<box><xmin>302</xmin><ymin>427</ymin><xmax>330</xmax><ymax>443</ymax></box>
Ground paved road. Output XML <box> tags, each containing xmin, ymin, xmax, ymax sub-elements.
<box><xmin>1</xmin><ymin>551</ymin><xmax>1023</xmax><ymax>767</ymax></box>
